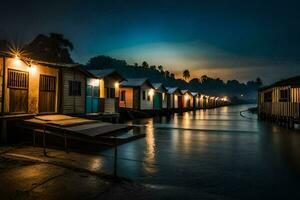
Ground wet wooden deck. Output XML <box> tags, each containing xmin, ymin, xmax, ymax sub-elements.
<box><xmin>23</xmin><ymin>115</ymin><xmax>132</xmax><ymax>139</ymax></box>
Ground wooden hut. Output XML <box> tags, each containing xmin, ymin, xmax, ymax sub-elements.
<box><xmin>119</xmin><ymin>78</ymin><xmax>155</xmax><ymax>110</ymax></box>
<box><xmin>258</xmin><ymin>76</ymin><xmax>300</xmax><ymax>126</ymax></box>
<box><xmin>0</xmin><ymin>56</ymin><xmax>60</xmax><ymax>115</ymax></box>
<box><xmin>181</xmin><ymin>90</ymin><xmax>193</xmax><ymax>110</ymax></box>
<box><xmin>191</xmin><ymin>92</ymin><xmax>200</xmax><ymax>110</ymax></box>
<box><xmin>87</xmin><ymin>69</ymin><xmax>125</xmax><ymax>113</ymax></box>
<box><xmin>60</xmin><ymin>66</ymin><xmax>93</xmax><ymax>114</ymax></box>
<box><xmin>0</xmin><ymin>55</ymin><xmax>95</xmax><ymax>116</ymax></box>
<box><xmin>152</xmin><ymin>83</ymin><xmax>168</xmax><ymax>110</ymax></box>
<box><xmin>166</xmin><ymin>87</ymin><xmax>183</xmax><ymax>110</ymax></box>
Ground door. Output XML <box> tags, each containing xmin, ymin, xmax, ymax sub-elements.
<box><xmin>153</xmin><ymin>93</ymin><xmax>162</xmax><ymax>109</ymax></box>
<box><xmin>8</xmin><ymin>69</ymin><xmax>29</xmax><ymax>113</ymax></box>
<box><xmin>86</xmin><ymin>84</ymin><xmax>99</xmax><ymax>113</ymax></box>
<box><xmin>39</xmin><ymin>75</ymin><xmax>56</xmax><ymax>113</ymax></box>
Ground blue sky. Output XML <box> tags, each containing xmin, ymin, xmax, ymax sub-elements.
<box><xmin>1</xmin><ymin>0</ymin><xmax>300</xmax><ymax>83</ymax></box>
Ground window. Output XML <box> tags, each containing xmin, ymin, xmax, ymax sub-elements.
<box><xmin>120</xmin><ymin>91</ymin><xmax>126</xmax><ymax>101</ymax></box>
<box><xmin>110</xmin><ymin>88</ymin><xmax>115</xmax><ymax>98</ymax></box>
<box><xmin>40</xmin><ymin>75</ymin><xmax>56</xmax><ymax>92</ymax></box>
<box><xmin>142</xmin><ymin>91</ymin><xmax>146</xmax><ymax>100</ymax></box>
<box><xmin>105</xmin><ymin>87</ymin><xmax>115</xmax><ymax>98</ymax></box>
<box><xmin>69</xmin><ymin>81</ymin><xmax>81</xmax><ymax>96</ymax></box>
<box><xmin>162</xmin><ymin>93</ymin><xmax>165</xmax><ymax>101</ymax></box>
<box><xmin>8</xmin><ymin>69</ymin><xmax>28</xmax><ymax>89</ymax></box>
<box><xmin>147</xmin><ymin>91</ymin><xmax>151</xmax><ymax>101</ymax></box>
<box><xmin>279</xmin><ymin>89</ymin><xmax>289</xmax><ymax>102</ymax></box>
<box><xmin>264</xmin><ymin>91</ymin><xmax>272</xmax><ymax>102</ymax></box>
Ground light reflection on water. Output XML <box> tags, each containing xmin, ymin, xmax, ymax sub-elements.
<box><xmin>99</xmin><ymin>104</ymin><xmax>300</xmax><ymax>199</ymax></box>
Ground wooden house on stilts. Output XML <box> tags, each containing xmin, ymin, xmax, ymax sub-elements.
<box><xmin>152</xmin><ymin>83</ymin><xmax>168</xmax><ymax>111</ymax></box>
<box><xmin>166</xmin><ymin>87</ymin><xmax>183</xmax><ymax>111</ymax></box>
<box><xmin>87</xmin><ymin>69</ymin><xmax>125</xmax><ymax>113</ymax></box>
<box><xmin>258</xmin><ymin>76</ymin><xmax>300</xmax><ymax>127</ymax></box>
<box><xmin>119</xmin><ymin>78</ymin><xmax>155</xmax><ymax>111</ymax></box>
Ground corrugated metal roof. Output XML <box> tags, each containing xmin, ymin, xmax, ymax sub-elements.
<box><xmin>259</xmin><ymin>75</ymin><xmax>300</xmax><ymax>91</ymax></box>
<box><xmin>120</xmin><ymin>78</ymin><xmax>154</xmax><ymax>88</ymax></box>
<box><xmin>191</xmin><ymin>92</ymin><xmax>199</xmax><ymax>97</ymax></box>
<box><xmin>152</xmin><ymin>83</ymin><xmax>167</xmax><ymax>92</ymax></box>
<box><xmin>88</xmin><ymin>69</ymin><xmax>125</xmax><ymax>81</ymax></box>
<box><xmin>181</xmin><ymin>90</ymin><xmax>193</xmax><ymax>96</ymax></box>
<box><xmin>166</xmin><ymin>87</ymin><xmax>181</xmax><ymax>94</ymax></box>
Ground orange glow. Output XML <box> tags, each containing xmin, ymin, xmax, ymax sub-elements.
<box><xmin>13</xmin><ymin>55</ymin><xmax>22</xmax><ymax>66</ymax></box>
<box><xmin>29</xmin><ymin>64</ymin><xmax>37</xmax><ymax>74</ymax></box>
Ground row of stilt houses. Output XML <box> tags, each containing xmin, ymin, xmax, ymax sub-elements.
<box><xmin>0</xmin><ymin>55</ymin><xmax>229</xmax><ymax>118</ymax></box>
<box><xmin>258</xmin><ymin>75</ymin><xmax>300</xmax><ymax>128</ymax></box>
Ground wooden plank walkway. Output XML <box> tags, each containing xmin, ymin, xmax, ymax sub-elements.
<box><xmin>23</xmin><ymin>115</ymin><xmax>132</xmax><ymax>139</ymax></box>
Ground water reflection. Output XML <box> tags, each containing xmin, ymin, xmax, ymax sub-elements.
<box><xmin>101</xmin><ymin>104</ymin><xmax>300</xmax><ymax>199</ymax></box>
<box><xmin>143</xmin><ymin>118</ymin><xmax>158</xmax><ymax>174</ymax></box>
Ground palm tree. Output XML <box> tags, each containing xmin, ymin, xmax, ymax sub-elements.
<box><xmin>183</xmin><ymin>69</ymin><xmax>190</xmax><ymax>81</ymax></box>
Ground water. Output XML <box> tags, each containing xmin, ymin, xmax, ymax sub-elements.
<box><xmin>101</xmin><ymin>104</ymin><xmax>300</xmax><ymax>199</ymax></box>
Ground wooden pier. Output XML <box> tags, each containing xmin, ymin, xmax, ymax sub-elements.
<box><xmin>21</xmin><ymin>115</ymin><xmax>144</xmax><ymax>148</ymax></box>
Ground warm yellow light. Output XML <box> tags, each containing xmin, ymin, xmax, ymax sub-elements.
<box><xmin>115</xmin><ymin>82</ymin><xmax>119</xmax><ymax>88</ymax></box>
<box><xmin>162</xmin><ymin>92</ymin><xmax>165</xmax><ymax>100</ymax></box>
<box><xmin>29</xmin><ymin>65</ymin><xmax>36</xmax><ymax>74</ymax></box>
<box><xmin>92</xmin><ymin>79</ymin><xmax>99</xmax><ymax>86</ymax></box>
<box><xmin>13</xmin><ymin>55</ymin><xmax>22</xmax><ymax>66</ymax></box>
<box><xmin>148</xmin><ymin>89</ymin><xmax>154</xmax><ymax>96</ymax></box>
<box><xmin>185</xmin><ymin>94</ymin><xmax>189</xmax><ymax>101</ymax></box>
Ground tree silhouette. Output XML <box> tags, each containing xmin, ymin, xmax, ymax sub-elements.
<box><xmin>142</xmin><ymin>61</ymin><xmax>149</xmax><ymax>69</ymax></box>
<box><xmin>158</xmin><ymin>65</ymin><xmax>163</xmax><ymax>72</ymax></box>
<box><xmin>24</xmin><ymin>33</ymin><xmax>74</xmax><ymax>63</ymax></box>
<box><xmin>165</xmin><ymin>70</ymin><xmax>170</xmax><ymax>78</ymax></box>
<box><xmin>170</xmin><ymin>73</ymin><xmax>175</xmax><ymax>79</ymax></box>
<box><xmin>183</xmin><ymin>69</ymin><xmax>190</xmax><ymax>81</ymax></box>
<box><xmin>134</xmin><ymin>62</ymin><xmax>139</xmax><ymax>67</ymax></box>
<box><xmin>150</xmin><ymin>65</ymin><xmax>156</xmax><ymax>70</ymax></box>
<box><xmin>255</xmin><ymin>77</ymin><xmax>263</xmax><ymax>87</ymax></box>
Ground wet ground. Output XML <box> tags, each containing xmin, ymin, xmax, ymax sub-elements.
<box><xmin>100</xmin><ymin>104</ymin><xmax>300</xmax><ymax>199</ymax></box>
<box><xmin>2</xmin><ymin>104</ymin><xmax>300</xmax><ymax>199</ymax></box>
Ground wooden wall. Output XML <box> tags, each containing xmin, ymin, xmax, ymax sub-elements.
<box><xmin>119</xmin><ymin>87</ymin><xmax>133</xmax><ymax>109</ymax></box>
<box><xmin>61</xmin><ymin>68</ymin><xmax>86</xmax><ymax>114</ymax></box>
<box><xmin>259</xmin><ymin>86</ymin><xmax>300</xmax><ymax>119</ymax></box>
<box><xmin>162</xmin><ymin>93</ymin><xmax>168</xmax><ymax>109</ymax></box>
<box><xmin>140</xmin><ymin>84</ymin><xmax>153</xmax><ymax>110</ymax></box>
<box><xmin>3</xmin><ymin>57</ymin><xmax>59</xmax><ymax>114</ymax></box>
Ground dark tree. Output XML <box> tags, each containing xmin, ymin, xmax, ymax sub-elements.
<box><xmin>183</xmin><ymin>69</ymin><xmax>190</xmax><ymax>81</ymax></box>
<box><xmin>86</xmin><ymin>55</ymin><xmax>127</xmax><ymax>69</ymax></box>
<box><xmin>158</xmin><ymin>65</ymin><xmax>163</xmax><ymax>72</ymax></box>
<box><xmin>150</xmin><ymin>65</ymin><xmax>156</xmax><ymax>70</ymax></box>
<box><xmin>24</xmin><ymin>33</ymin><xmax>74</xmax><ymax>63</ymax></box>
<box><xmin>142</xmin><ymin>61</ymin><xmax>149</xmax><ymax>69</ymax></box>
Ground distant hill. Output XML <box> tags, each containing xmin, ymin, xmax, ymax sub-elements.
<box><xmin>85</xmin><ymin>55</ymin><xmax>261</xmax><ymax>100</ymax></box>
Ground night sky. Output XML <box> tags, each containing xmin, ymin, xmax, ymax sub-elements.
<box><xmin>1</xmin><ymin>0</ymin><xmax>300</xmax><ymax>84</ymax></box>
